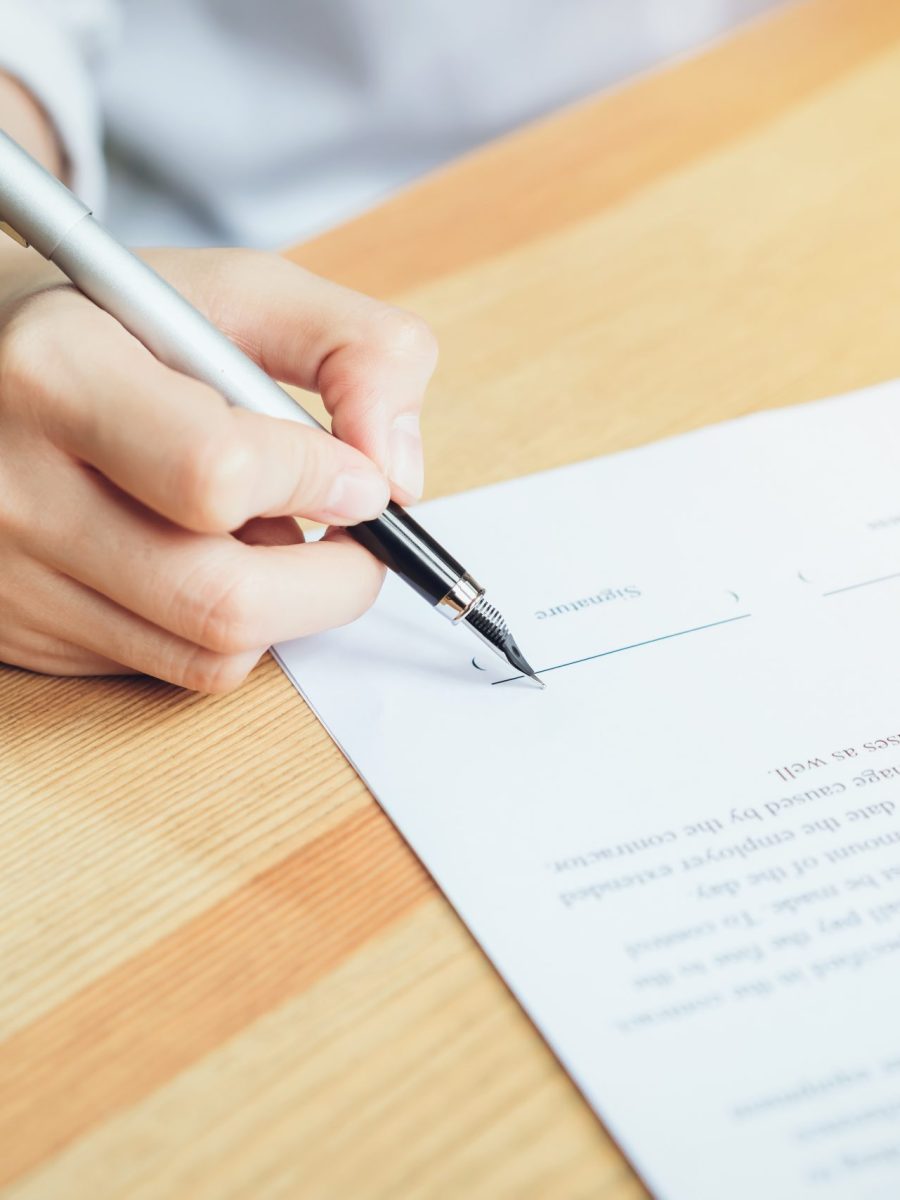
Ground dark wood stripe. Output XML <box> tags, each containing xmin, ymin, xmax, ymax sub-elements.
<box><xmin>0</xmin><ymin>804</ymin><xmax>433</xmax><ymax>1186</ymax></box>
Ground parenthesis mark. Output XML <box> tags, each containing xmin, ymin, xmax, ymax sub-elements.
<box><xmin>727</xmin><ymin>590</ymin><xmax>740</xmax><ymax>604</ymax></box>
<box><xmin>798</xmin><ymin>571</ymin><xmax>810</xmax><ymax>584</ymax></box>
<box><xmin>472</xmin><ymin>657</ymin><xmax>487</xmax><ymax>671</ymax></box>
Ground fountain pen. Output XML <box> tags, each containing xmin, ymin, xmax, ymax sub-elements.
<box><xmin>0</xmin><ymin>131</ymin><xmax>542</xmax><ymax>685</ymax></box>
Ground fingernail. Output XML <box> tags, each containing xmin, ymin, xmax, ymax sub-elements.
<box><xmin>389</xmin><ymin>413</ymin><xmax>424</xmax><ymax>500</ymax></box>
<box><xmin>324</xmin><ymin>468</ymin><xmax>389</xmax><ymax>521</ymax></box>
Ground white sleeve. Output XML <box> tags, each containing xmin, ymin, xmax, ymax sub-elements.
<box><xmin>0</xmin><ymin>0</ymin><xmax>120</xmax><ymax>211</ymax></box>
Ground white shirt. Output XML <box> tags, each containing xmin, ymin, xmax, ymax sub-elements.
<box><xmin>0</xmin><ymin>0</ymin><xmax>780</xmax><ymax>248</ymax></box>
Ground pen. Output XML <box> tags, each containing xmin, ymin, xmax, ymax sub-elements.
<box><xmin>0</xmin><ymin>131</ymin><xmax>542</xmax><ymax>687</ymax></box>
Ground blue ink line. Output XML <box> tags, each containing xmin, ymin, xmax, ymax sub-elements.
<box><xmin>822</xmin><ymin>570</ymin><xmax>900</xmax><ymax>598</ymax></box>
<box><xmin>492</xmin><ymin>613</ymin><xmax>753</xmax><ymax>685</ymax></box>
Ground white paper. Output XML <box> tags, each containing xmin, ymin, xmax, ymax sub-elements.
<box><xmin>276</xmin><ymin>381</ymin><xmax>900</xmax><ymax>1200</ymax></box>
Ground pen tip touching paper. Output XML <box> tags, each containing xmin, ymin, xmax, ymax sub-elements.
<box><xmin>502</xmin><ymin>637</ymin><xmax>545</xmax><ymax>688</ymax></box>
<box><xmin>462</xmin><ymin>595</ymin><xmax>545</xmax><ymax>688</ymax></box>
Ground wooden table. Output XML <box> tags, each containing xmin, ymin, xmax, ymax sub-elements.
<box><xmin>4</xmin><ymin>0</ymin><xmax>900</xmax><ymax>1194</ymax></box>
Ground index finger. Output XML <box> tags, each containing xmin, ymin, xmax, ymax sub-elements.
<box><xmin>31</xmin><ymin>294</ymin><xmax>390</xmax><ymax>532</ymax></box>
<box><xmin>150</xmin><ymin>249</ymin><xmax>438</xmax><ymax>503</ymax></box>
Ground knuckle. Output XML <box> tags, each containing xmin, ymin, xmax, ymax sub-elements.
<box><xmin>356</xmin><ymin>559</ymin><xmax>387</xmax><ymax>614</ymax></box>
<box><xmin>347</xmin><ymin>583</ymin><xmax>383</xmax><ymax>626</ymax></box>
<box><xmin>148</xmin><ymin>248</ymin><xmax>274</xmax><ymax>330</ymax></box>
<box><xmin>189</xmin><ymin>569</ymin><xmax>261</xmax><ymax>655</ymax></box>
<box><xmin>0</xmin><ymin>310</ymin><xmax>46</xmax><ymax>407</ymax></box>
<box><xmin>0</xmin><ymin>291</ymin><xmax>88</xmax><ymax>420</ymax></box>
<box><xmin>176</xmin><ymin>647</ymin><xmax>255</xmax><ymax>695</ymax></box>
<box><xmin>208</xmin><ymin>247</ymin><xmax>272</xmax><ymax>297</ymax></box>
<box><xmin>220</xmin><ymin>245</ymin><xmax>268</xmax><ymax>277</ymax></box>
<box><xmin>329</xmin><ymin>551</ymin><xmax>385</xmax><ymax>628</ymax></box>
<box><xmin>174</xmin><ymin>429</ymin><xmax>254</xmax><ymax>531</ymax></box>
<box><xmin>0</xmin><ymin>451</ymin><xmax>58</xmax><ymax>544</ymax></box>
<box><xmin>289</xmin><ymin>428</ymin><xmax>334</xmax><ymax>507</ymax></box>
<box><xmin>370</xmin><ymin>307</ymin><xmax>437</xmax><ymax>364</ymax></box>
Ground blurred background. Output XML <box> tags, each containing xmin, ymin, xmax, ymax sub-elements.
<box><xmin>16</xmin><ymin>0</ymin><xmax>785</xmax><ymax>248</ymax></box>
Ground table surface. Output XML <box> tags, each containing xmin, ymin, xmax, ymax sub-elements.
<box><xmin>4</xmin><ymin>1</ymin><xmax>900</xmax><ymax>1195</ymax></box>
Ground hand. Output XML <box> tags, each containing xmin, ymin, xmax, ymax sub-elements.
<box><xmin>0</xmin><ymin>247</ymin><xmax>437</xmax><ymax>691</ymax></box>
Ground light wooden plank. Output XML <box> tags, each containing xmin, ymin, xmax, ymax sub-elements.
<box><xmin>11</xmin><ymin>905</ymin><xmax>641</xmax><ymax>1200</ymax></box>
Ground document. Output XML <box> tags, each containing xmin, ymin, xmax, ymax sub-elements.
<box><xmin>276</xmin><ymin>380</ymin><xmax>900</xmax><ymax>1199</ymax></box>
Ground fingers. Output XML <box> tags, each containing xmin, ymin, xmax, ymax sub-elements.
<box><xmin>52</xmin><ymin>574</ymin><xmax>266</xmax><ymax>692</ymax></box>
<box><xmin>148</xmin><ymin>249</ymin><xmax>438</xmax><ymax>503</ymax></box>
<box><xmin>322</xmin><ymin>313</ymin><xmax>431</xmax><ymax>505</ymax></box>
<box><xmin>0</xmin><ymin>553</ymin><xmax>262</xmax><ymax>692</ymax></box>
<box><xmin>5</xmin><ymin>291</ymin><xmax>390</xmax><ymax>531</ymax></box>
<box><xmin>0</xmin><ymin>251</ymin><xmax>415</xmax><ymax>695</ymax></box>
<box><xmin>31</xmin><ymin>463</ymin><xmax>386</xmax><ymax>654</ymax></box>
<box><xmin>0</xmin><ymin>621</ymin><xmax>131</xmax><ymax>679</ymax></box>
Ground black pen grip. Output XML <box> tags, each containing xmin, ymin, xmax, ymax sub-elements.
<box><xmin>349</xmin><ymin>501</ymin><xmax>467</xmax><ymax>607</ymax></box>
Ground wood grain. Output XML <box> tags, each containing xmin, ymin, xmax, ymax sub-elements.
<box><xmin>5</xmin><ymin>1</ymin><xmax>900</xmax><ymax>1195</ymax></box>
<box><xmin>0</xmin><ymin>803</ymin><xmax>430</xmax><ymax>1186</ymax></box>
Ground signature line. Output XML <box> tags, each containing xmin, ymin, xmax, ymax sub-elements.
<box><xmin>822</xmin><ymin>570</ymin><xmax>900</xmax><ymax>597</ymax></box>
<box><xmin>492</xmin><ymin>613</ymin><xmax>753</xmax><ymax>685</ymax></box>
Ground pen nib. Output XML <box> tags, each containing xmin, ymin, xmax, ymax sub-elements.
<box><xmin>463</xmin><ymin>596</ymin><xmax>545</xmax><ymax>688</ymax></box>
<box><xmin>500</xmin><ymin>635</ymin><xmax>546</xmax><ymax>689</ymax></box>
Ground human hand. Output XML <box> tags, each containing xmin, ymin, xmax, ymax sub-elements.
<box><xmin>0</xmin><ymin>247</ymin><xmax>437</xmax><ymax>691</ymax></box>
